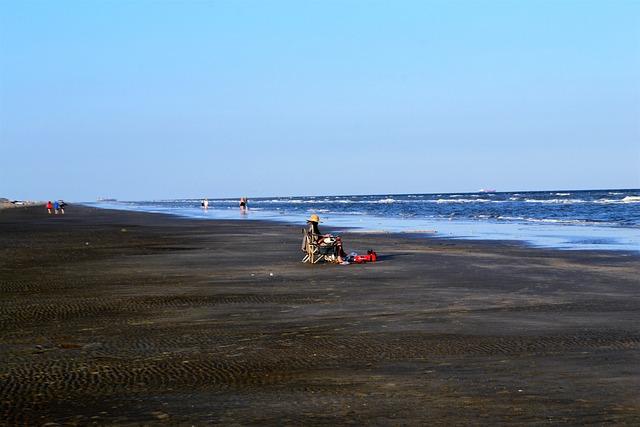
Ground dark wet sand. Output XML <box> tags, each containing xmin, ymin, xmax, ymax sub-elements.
<box><xmin>1</xmin><ymin>206</ymin><xmax>639</xmax><ymax>425</ymax></box>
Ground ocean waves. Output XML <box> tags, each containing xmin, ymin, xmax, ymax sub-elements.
<box><xmin>435</xmin><ymin>198</ymin><xmax>492</xmax><ymax>203</ymax></box>
<box><xmin>103</xmin><ymin>189</ymin><xmax>640</xmax><ymax>229</ymax></box>
<box><xmin>244</xmin><ymin>198</ymin><xmax>640</xmax><ymax>207</ymax></box>
<box><xmin>243</xmin><ymin>195</ymin><xmax>640</xmax><ymax>206</ymax></box>
<box><xmin>255</xmin><ymin>190</ymin><xmax>639</xmax><ymax>228</ymax></box>
<box><xmin>90</xmin><ymin>189</ymin><xmax>640</xmax><ymax>251</ymax></box>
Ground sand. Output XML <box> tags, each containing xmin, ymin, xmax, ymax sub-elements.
<box><xmin>0</xmin><ymin>201</ymin><xmax>42</xmax><ymax>210</ymax></box>
<box><xmin>1</xmin><ymin>205</ymin><xmax>639</xmax><ymax>425</ymax></box>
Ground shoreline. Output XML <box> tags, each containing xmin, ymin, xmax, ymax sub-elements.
<box><xmin>2</xmin><ymin>205</ymin><xmax>639</xmax><ymax>424</ymax></box>
<box><xmin>0</xmin><ymin>200</ymin><xmax>43</xmax><ymax>210</ymax></box>
<box><xmin>86</xmin><ymin>202</ymin><xmax>640</xmax><ymax>255</ymax></box>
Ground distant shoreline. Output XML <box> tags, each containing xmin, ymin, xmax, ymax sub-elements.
<box><xmin>0</xmin><ymin>200</ymin><xmax>43</xmax><ymax>210</ymax></box>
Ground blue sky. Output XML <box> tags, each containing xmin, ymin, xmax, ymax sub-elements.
<box><xmin>1</xmin><ymin>0</ymin><xmax>639</xmax><ymax>201</ymax></box>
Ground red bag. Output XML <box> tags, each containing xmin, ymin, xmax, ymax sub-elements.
<box><xmin>353</xmin><ymin>251</ymin><xmax>377</xmax><ymax>264</ymax></box>
<box><xmin>353</xmin><ymin>255</ymin><xmax>369</xmax><ymax>263</ymax></box>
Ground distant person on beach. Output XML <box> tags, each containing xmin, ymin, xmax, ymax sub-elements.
<box><xmin>46</xmin><ymin>201</ymin><xmax>53</xmax><ymax>214</ymax></box>
<box><xmin>304</xmin><ymin>214</ymin><xmax>347</xmax><ymax>263</ymax></box>
<box><xmin>239</xmin><ymin>197</ymin><xmax>248</xmax><ymax>211</ymax></box>
<box><xmin>202</xmin><ymin>198</ymin><xmax>209</xmax><ymax>210</ymax></box>
<box><xmin>59</xmin><ymin>200</ymin><xmax>67</xmax><ymax>214</ymax></box>
<box><xmin>53</xmin><ymin>200</ymin><xmax>60</xmax><ymax>214</ymax></box>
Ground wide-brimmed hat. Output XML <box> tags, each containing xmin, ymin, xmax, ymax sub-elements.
<box><xmin>307</xmin><ymin>214</ymin><xmax>321</xmax><ymax>223</ymax></box>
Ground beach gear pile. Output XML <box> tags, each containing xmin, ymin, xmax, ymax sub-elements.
<box><xmin>346</xmin><ymin>250</ymin><xmax>378</xmax><ymax>264</ymax></box>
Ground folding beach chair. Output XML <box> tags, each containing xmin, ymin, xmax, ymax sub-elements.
<box><xmin>301</xmin><ymin>228</ymin><xmax>339</xmax><ymax>264</ymax></box>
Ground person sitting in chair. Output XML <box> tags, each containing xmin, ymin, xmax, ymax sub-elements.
<box><xmin>304</xmin><ymin>214</ymin><xmax>347</xmax><ymax>263</ymax></box>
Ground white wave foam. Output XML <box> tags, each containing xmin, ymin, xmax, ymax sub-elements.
<box><xmin>593</xmin><ymin>197</ymin><xmax>640</xmax><ymax>204</ymax></box>
<box><xmin>498</xmin><ymin>216</ymin><xmax>612</xmax><ymax>226</ymax></box>
<box><xmin>554</xmin><ymin>193</ymin><xmax>571</xmax><ymax>196</ymax></box>
<box><xmin>436</xmin><ymin>198</ymin><xmax>491</xmax><ymax>203</ymax></box>
<box><xmin>524</xmin><ymin>218</ymin><xmax>618</xmax><ymax>226</ymax></box>
<box><xmin>265</xmin><ymin>198</ymin><xmax>352</xmax><ymax>204</ymax></box>
<box><xmin>339</xmin><ymin>211</ymin><xmax>367</xmax><ymax>215</ymax></box>
<box><xmin>524</xmin><ymin>199</ymin><xmax>585</xmax><ymax>204</ymax></box>
<box><xmin>526</xmin><ymin>218</ymin><xmax>585</xmax><ymax>224</ymax></box>
<box><xmin>258</xmin><ymin>198</ymin><xmax>402</xmax><ymax>205</ymax></box>
<box><xmin>498</xmin><ymin>216</ymin><xmax>526</xmax><ymax>221</ymax></box>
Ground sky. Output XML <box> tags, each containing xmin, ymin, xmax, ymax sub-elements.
<box><xmin>1</xmin><ymin>0</ymin><xmax>639</xmax><ymax>201</ymax></box>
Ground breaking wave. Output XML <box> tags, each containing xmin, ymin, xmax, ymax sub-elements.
<box><xmin>104</xmin><ymin>189</ymin><xmax>640</xmax><ymax>230</ymax></box>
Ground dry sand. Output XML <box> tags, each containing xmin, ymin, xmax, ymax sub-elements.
<box><xmin>0</xmin><ymin>201</ymin><xmax>42</xmax><ymax>210</ymax></box>
<box><xmin>1</xmin><ymin>205</ymin><xmax>639</xmax><ymax>425</ymax></box>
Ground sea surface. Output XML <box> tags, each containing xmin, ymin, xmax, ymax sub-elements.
<box><xmin>89</xmin><ymin>189</ymin><xmax>640</xmax><ymax>252</ymax></box>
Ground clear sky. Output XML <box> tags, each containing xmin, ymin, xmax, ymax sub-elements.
<box><xmin>1</xmin><ymin>0</ymin><xmax>639</xmax><ymax>201</ymax></box>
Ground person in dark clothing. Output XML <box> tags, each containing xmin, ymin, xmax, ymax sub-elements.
<box><xmin>304</xmin><ymin>214</ymin><xmax>347</xmax><ymax>263</ymax></box>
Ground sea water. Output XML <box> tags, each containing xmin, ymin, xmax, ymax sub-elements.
<box><xmin>88</xmin><ymin>189</ymin><xmax>640</xmax><ymax>252</ymax></box>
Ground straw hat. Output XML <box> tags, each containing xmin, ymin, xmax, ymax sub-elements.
<box><xmin>307</xmin><ymin>214</ymin><xmax>321</xmax><ymax>223</ymax></box>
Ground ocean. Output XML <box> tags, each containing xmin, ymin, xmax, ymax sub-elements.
<box><xmin>89</xmin><ymin>189</ymin><xmax>640</xmax><ymax>252</ymax></box>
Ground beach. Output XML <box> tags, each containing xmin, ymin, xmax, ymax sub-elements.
<box><xmin>0</xmin><ymin>201</ymin><xmax>42</xmax><ymax>210</ymax></box>
<box><xmin>1</xmin><ymin>205</ymin><xmax>639</xmax><ymax>425</ymax></box>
